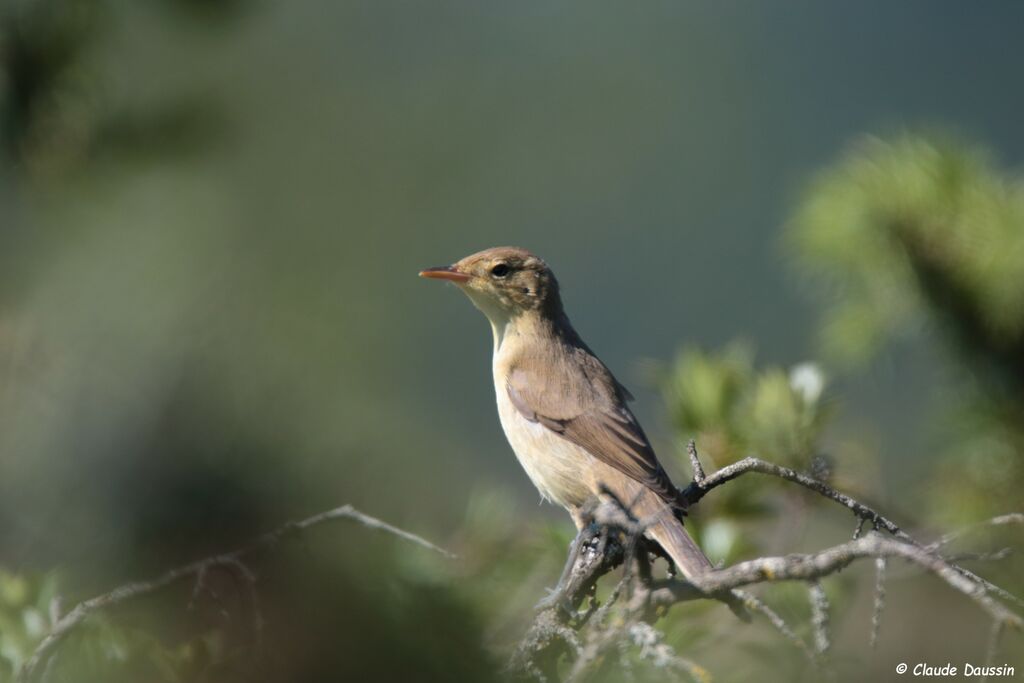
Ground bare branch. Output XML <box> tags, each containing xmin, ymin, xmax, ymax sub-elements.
<box><xmin>17</xmin><ymin>504</ymin><xmax>452</xmax><ymax>683</ymax></box>
<box><xmin>244</xmin><ymin>504</ymin><xmax>456</xmax><ymax>558</ymax></box>
<box><xmin>732</xmin><ymin>589</ymin><xmax>817</xmax><ymax>665</ymax></box>
<box><xmin>685</xmin><ymin>439</ymin><xmax>706</xmax><ymax>485</ymax></box>
<box><xmin>985</xmin><ymin>620</ymin><xmax>1005</xmax><ymax>677</ymax></box>
<box><xmin>511</xmin><ymin>446</ymin><xmax>1024</xmax><ymax>683</ymax></box>
<box><xmin>853</xmin><ymin>517</ymin><xmax>867</xmax><ymax>540</ymax></box>
<box><xmin>927</xmin><ymin>513</ymin><xmax>1024</xmax><ymax>552</ymax></box>
<box><xmin>626</xmin><ymin>622</ymin><xmax>709</xmax><ymax>683</ymax></box>
<box><xmin>944</xmin><ymin>548</ymin><xmax>1013</xmax><ymax>563</ymax></box>
<box><xmin>679</xmin><ymin>452</ymin><xmax>1023</xmax><ymax>615</ymax></box>
<box><xmin>648</xmin><ymin>534</ymin><xmax>1020</xmax><ymax>627</ymax></box>
<box><xmin>948</xmin><ymin>565</ymin><xmax>1024</xmax><ymax>610</ymax></box>
<box><xmin>679</xmin><ymin>455</ymin><xmax>907</xmax><ymax>539</ymax></box>
<box><xmin>869</xmin><ymin>556</ymin><xmax>886</xmax><ymax>649</ymax></box>
<box><xmin>809</xmin><ymin>581</ymin><xmax>830</xmax><ymax>656</ymax></box>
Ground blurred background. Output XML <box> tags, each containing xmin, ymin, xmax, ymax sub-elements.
<box><xmin>1</xmin><ymin>2</ymin><xmax>1022</xmax><ymax>681</ymax></box>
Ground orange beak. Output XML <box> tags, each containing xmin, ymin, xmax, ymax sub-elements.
<box><xmin>418</xmin><ymin>265</ymin><xmax>471</xmax><ymax>283</ymax></box>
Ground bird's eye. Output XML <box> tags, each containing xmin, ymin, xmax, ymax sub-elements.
<box><xmin>490</xmin><ymin>263</ymin><xmax>511</xmax><ymax>278</ymax></box>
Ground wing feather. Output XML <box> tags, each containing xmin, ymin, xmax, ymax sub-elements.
<box><xmin>506</xmin><ymin>361</ymin><xmax>682</xmax><ymax>509</ymax></box>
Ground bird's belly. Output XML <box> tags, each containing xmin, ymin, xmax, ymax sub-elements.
<box><xmin>494</xmin><ymin>386</ymin><xmax>593</xmax><ymax>509</ymax></box>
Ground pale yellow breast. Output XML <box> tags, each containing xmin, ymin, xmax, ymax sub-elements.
<box><xmin>492</xmin><ymin>362</ymin><xmax>593</xmax><ymax>510</ymax></box>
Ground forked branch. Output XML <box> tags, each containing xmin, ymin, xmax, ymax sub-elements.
<box><xmin>509</xmin><ymin>443</ymin><xmax>1023</xmax><ymax>681</ymax></box>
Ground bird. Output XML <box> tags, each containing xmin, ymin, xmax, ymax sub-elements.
<box><xmin>419</xmin><ymin>246</ymin><xmax>718</xmax><ymax>583</ymax></box>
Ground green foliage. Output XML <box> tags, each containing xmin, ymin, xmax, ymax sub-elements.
<box><xmin>927</xmin><ymin>401</ymin><xmax>1024</xmax><ymax>523</ymax></box>
<box><xmin>0</xmin><ymin>569</ymin><xmax>228</xmax><ymax>683</ymax></box>
<box><xmin>659</xmin><ymin>343</ymin><xmax>836</xmax><ymax>562</ymax></box>
<box><xmin>662</xmin><ymin>342</ymin><xmax>829</xmax><ymax>469</ymax></box>
<box><xmin>0</xmin><ymin>570</ymin><xmax>58</xmax><ymax>678</ymax></box>
<box><xmin>788</xmin><ymin>133</ymin><xmax>1024</xmax><ymax>521</ymax></box>
<box><xmin>789</xmin><ymin>134</ymin><xmax>1024</xmax><ymax>375</ymax></box>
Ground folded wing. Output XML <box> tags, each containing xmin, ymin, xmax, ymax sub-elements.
<box><xmin>505</xmin><ymin>356</ymin><xmax>683</xmax><ymax>510</ymax></box>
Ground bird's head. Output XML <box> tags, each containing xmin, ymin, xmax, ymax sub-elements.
<box><xmin>419</xmin><ymin>246</ymin><xmax>562</xmax><ymax>324</ymax></box>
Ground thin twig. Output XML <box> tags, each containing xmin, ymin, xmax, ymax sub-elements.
<box><xmin>869</xmin><ymin>556</ymin><xmax>886</xmax><ymax>649</ymax></box>
<box><xmin>648</xmin><ymin>533</ymin><xmax>1021</xmax><ymax>628</ymax></box>
<box><xmin>512</xmin><ymin>448</ymin><xmax>1024</xmax><ymax>682</ymax></box>
<box><xmin>928</xmin><ymin>513</ymin><xmax>1024</xmax><ymax>551</ymax></box>
<box><xmin>17</xmin><ymin>504</ymin><xmax>452</xmax><ymax>683</ymax></box>
<box><xmin>809</xmin><ymin>581</ymin><xmax>830</xmax><ymax>656</ymax></box>
<box><xmin>732</xmin><ymin>589</ymin><xmax>817</xmax><ymax>665</ymax></box>
<box><xmin>680</xmin><ymin>457</ymin><xmax>1023</xmax><ymax>612</ymax></box>
<box><xmin>943</xmin><ymin>548</ymin><xmax>1013</xmax><ymax>563</ymax></box>
<box><xmin>949</xmin><ymin>565</ymin><xmax>1024</xmax><ymax>609</ymax></box>
<box><xmin>686</xmin><ymin>439</ymin><xmax>706</xmax><ymax>485</ymax></box>
<box><xmin>853</xmin><ymin>517</ymin><xmax>867</xmax><ymax>540</ymax></box>
<box><xmin>627</xmin><ymin>622</ymin><xmax>709</xmax><ymax>683</ymax></box>
<box><xmin>244</xmin><ymin>504</ymin><xmax>455</xmax><ymax>558</ymax></box>
<box><xmin>679</xmin><ymin>456</ymin><xmax>907</xmax><ymax>540</ymax></box>
<box><xmin>984</xmin><ymin>620</ymin><xmax>1005</xmax><ymax>682</ymax></box>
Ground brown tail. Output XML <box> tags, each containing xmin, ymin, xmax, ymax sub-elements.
<box><xmin>647</xmin><ymin>513</ymin><xmax>713</xmax><ymax>580</ymax></box>
<box><xmin>648</xmin><ymin>512</ymin><xmax>751</xmax><ymax>621</ymax></box>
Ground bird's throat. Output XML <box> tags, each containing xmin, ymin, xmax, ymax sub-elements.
<box><xmin>462</xmin><ymin>288</ymin><xmax>515</xmax><ymax>352</ymax></box>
